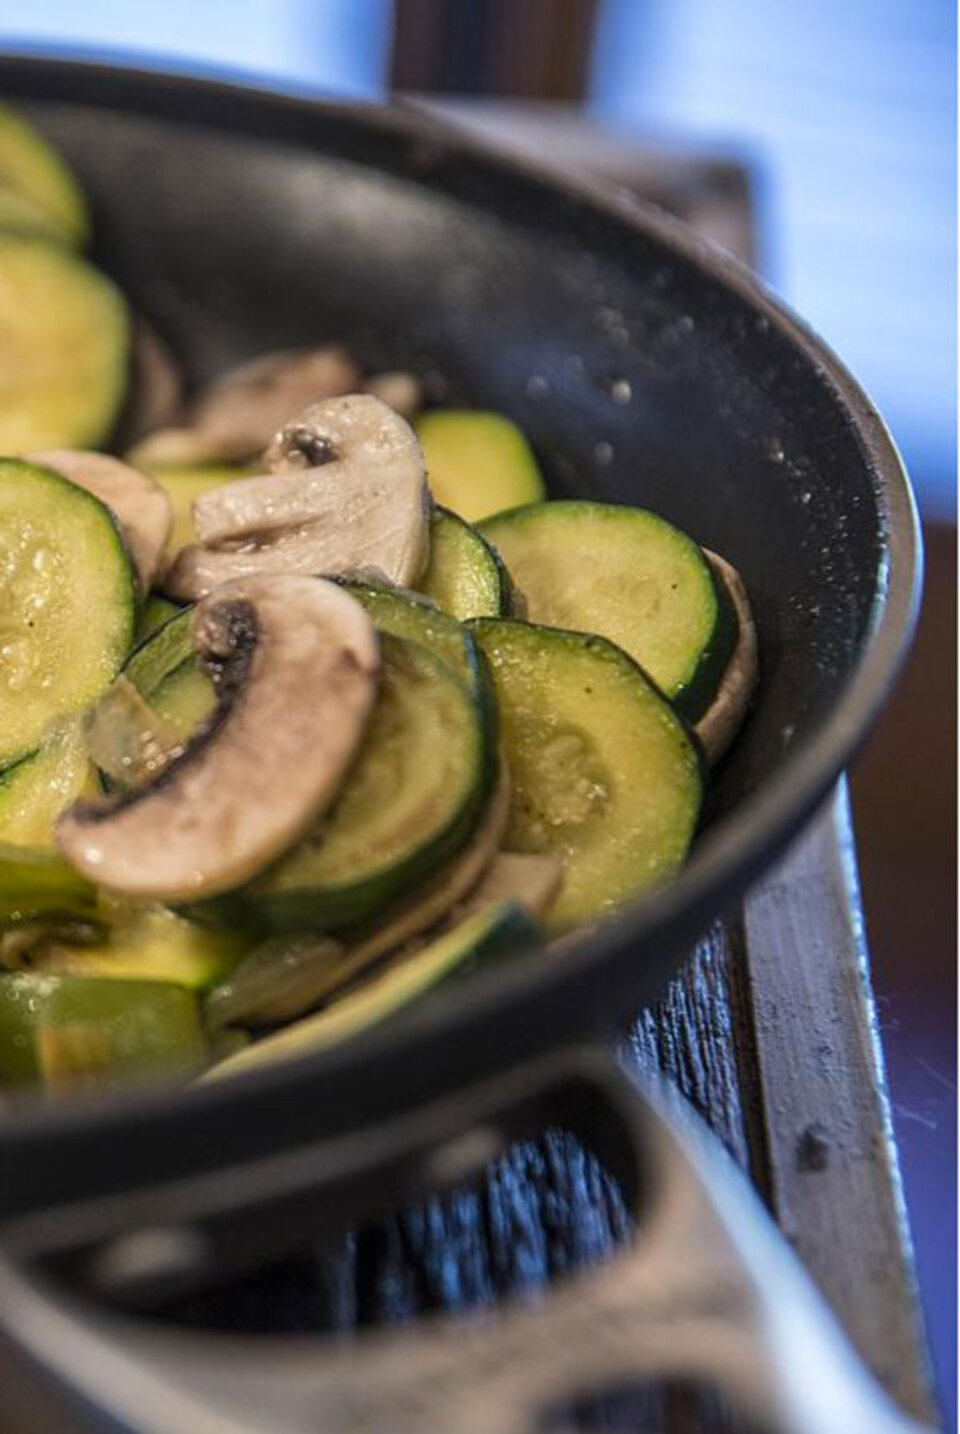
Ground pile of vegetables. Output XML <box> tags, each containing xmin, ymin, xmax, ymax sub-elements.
<box><xmin>0</xmin><ymin>105</ymin><xmax>757</xmax><ymax>1096</ymax></box>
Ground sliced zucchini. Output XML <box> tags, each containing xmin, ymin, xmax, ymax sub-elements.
<box><xmin>0</xmin><ymin>102</ymin><xmax>88</xmax><ymax>245</ymax></box>
<box><xmin>137</xmin><ymin>595</ymin><xmax>182</xmax><ymax>642</ymax></box>
<box><xmin>0</xmin><ymin>460</ymin><xmax>137</xmax><ymax>770</ymax></box>
<box><xmin>0</xmin><ymin>184</ymin><xmax>68</xmax><ymax>241</ymax></box>
<box><xmin>0</xmin><ymin>844</ymin><xmax>96</xmax><ymax>927</ymax></box>
<box><xmin>0</xmin><ymin>973</ymin><xmax>204</xmax><ymax>1089</ymax></box>
<box><xmin>124</xmin><ymin>607</ymin><xmax>218</xmax><ymax>748</ymax></box>
<box><xmin>480</xmin><ymin>502</ymin><xmax>737</xmax><ymax>722</ymax></box>
<box><xmin>205</xmin><ymin>760</ymin><xmax>512</xmax><ymax>1030</ymax></box>
<box><xmin>0</xmin><ymin>722</ymin><xmax>94</xmax><ymax>847</ymax></box>
<box><xmin>416</xmin><ymin>409</ymin><xmax>544</xmax><ymax>522</ymax></box>
<box><xmin>0</xmin><ymin>235</ymin><xmax>129</xmax><ymax>450</ymax></box>
<box><xmin>36</xmin><ymin>902</ymin><xmax>252</xmax><ymax>992</ymax></box>
<box><xmin>198</xmin><ymin>634</ymin><xmax>487</xmax><ymax>933</ymax></box>
<box><xmin>419</xmin><ymin>507</ymin><xmax>517</xmax><ymax>620</ymax></box>
<box><xmin>470</xmin><ymin>619</ymin><xmax>702</xmax><ymax>931</ymax></box>
<box><xmin>344</xmin><ymin>582</ymin><xmax>484</xmax><ymax>700</ymax></box>
<box><xmin>205</xmin><ymin>901</ymin><xmax>539</xmax><ymax>1079</ymax></box>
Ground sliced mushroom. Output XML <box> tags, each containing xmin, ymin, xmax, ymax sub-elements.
<box><xmin>120</xmin><ymin>319</ymin><xmax>185</xmax><ymax>446</ymax></box>
<box><xmin>364</xmin><ymin>371</ymin><xmax>422</xmax><ymax>418</ymax></box>
<box><xmin>165</xmin><ymin>394</ymin><xmax>432</xmax><ymax>601</ymax></box>
<box><xmin>30</xmin><ymin>450</ymin><xmax>173</xmax><ymax>592</ymax></box>
<box><xmin>56</xmin><ymin>576</ymin><xmax>379</xmax><ymax>901</ymax></box>
<box><xmin>206</xmin><ymin>760</ymin><xmax>511</xmax><ymax>1029</ymax></box>
<box><xmin>126</xmin><ymin>427</ymin><xmax>221</xmax><ymax>470</ymax></box>
<box><xmin>455</xmin><ymin>850</ymin><xmax>564</xmax><ymax>921</ymax></box>
<box><xmin>695</xmin><ymin>551</ymin><xmax>758</xmax><ymax>766</ymax></box>
<box><xmin>191</xmin><ymin>346</ymin><xmax>361</xmax><ymax>461</ymax></box>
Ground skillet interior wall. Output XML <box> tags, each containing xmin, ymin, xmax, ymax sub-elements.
<box><xmin>20</xmin><ymin>97</ymin><xmax>887</xmax><ymax>837</ymax></box>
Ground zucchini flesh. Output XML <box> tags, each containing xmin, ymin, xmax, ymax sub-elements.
<box><xmin>137</xmin><ymin>595</ymin><xmax>182</xmax><ymax>642</ymax></box>
<box><xmin>205</xmin><ymin>901</ymin><xmax>539</xmax><ymax>1078</ymax></box>
<box><xmin>0</xmin><ymin>235</ymin><xmax>129</xmax><ymax>450</ymax></box>
<box><xmin>419</xmin><ymin>507</ymin><xmax>515</xmax><ymax>620</ymax></box>
<box><xmin>36</xmin><ymin>902</ymin><xmax>252</xmax><ymax>992</ymax></box>
<box><xmin>0</xmin><ymin>102</ymin><xmax>88</xmax><ymax>245</ymax></box>
<box><xmin>480</xmin><ymin>501</ymin><xmax>736</xmax><ymax>721</ymax></box>
<box><xmin>0</xmin><ymin>721</ymin><xmax>94</xmax><ymax>847</ymax></box>
<box><xmin>344</xmin><ymin>582</ymin><xmax>484</xmax><ymax>699</ymax></box>
<box><xmin>203</xmin><ymin>635</ymin><xmax>487</xmax><ymax>932</ymax></box>
<box><xmin>470</xmin><ymin>618</ymin><xmax>702</xmax><ymax>931</ymax></box>
<box><xmin>0</xmin><ymin>973</ymin><xmax>204</xmax><ymax>1089</ymax></box>
<box><xmin>0</xmin><ymin>460</ymin><xmax>137</xmax><ymax>769</ymax></box>
<box><xmin>0</xmin><ymin>843</ymin><xmax>96</xmax><ymax>926</ymax></box>
<box><xmin>416</xmin><ymin>410</ymin><xmax>544</xmax><ymax>521</ymax></box>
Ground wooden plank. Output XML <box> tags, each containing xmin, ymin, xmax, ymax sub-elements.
<box><xmin>742</xmin><ymin>781</ymin><xmax>935</xmax><ymax>1423</ymax></box>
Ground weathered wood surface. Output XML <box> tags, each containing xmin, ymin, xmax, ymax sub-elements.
<box><xmin>153</xmin><ymin>786</ymin><xmax>932</xmax><ymax>1433</ymax></box>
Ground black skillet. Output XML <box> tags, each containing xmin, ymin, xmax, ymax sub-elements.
<box><xmin>0</xmin><ymin>56</ymin><xmax>928</xmax><ymax>1434</ymax></box>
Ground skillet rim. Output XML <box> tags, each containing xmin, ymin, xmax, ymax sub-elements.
<box><xmin>0</xmin><ymin>53</ymin><xmax>920</xmax><ymax>1161</ymax></box>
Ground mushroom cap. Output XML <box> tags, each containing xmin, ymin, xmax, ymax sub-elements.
<box><xmin>165</xmin><ymin>394</ymin><xmax>431</xmax><ymax>601</ymax></box>
<box><xmin>57</xmin><ymin>575</ymin><xmax>379</xmax><ymax>901</ymax></box>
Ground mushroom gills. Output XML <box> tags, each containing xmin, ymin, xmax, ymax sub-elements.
<box><xmin>55</xmin><ymin>576</ymin><xmax>380</xmax><ymax>902</ymax></box>
<box><xmin>165</xmin><ymin>394</ymin><xmax>431</xmax><ymax>599</ymax></box>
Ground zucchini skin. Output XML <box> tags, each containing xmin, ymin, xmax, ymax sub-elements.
<box><xmin>469</xmin><ymin>617</ymin><xmax>703</xmax><ymax>932</ymax></box>
<box><xmin>480</xmin><ymin>500</ymin><xmax>736</xmax><ymax>722</ymax></box>
<box><xmin>190</xmin><ymin>636</ymin><xmax>491</xmax><ymax>935</ymax></box>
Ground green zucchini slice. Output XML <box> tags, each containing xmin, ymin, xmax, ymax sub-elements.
<box><xmin>469</xmin><ymin>618</ymin><xmax>702</xmax><ymax>931</ymax></box>
<box><xmin>205</xmin><ymin>901</ymin><xmax>539</xmax><ymax>1079</ymax></box>
<box><xmin>35</xmin><ymin>902</ymin><xmax>252</xmax><ymax>992</ymax></box>
<box><xmin>480</xmin><ymin>501</ymin><xmax>737</xmax><ymax>721</ymax></box>
<box><xmin>416</xmin><ymin>409</ymin><xmax>544</xmax><ymax>521</ymax></box>
<box><xmin>0</xmin><ymin>972</ymin><xmax>204</xmax><ymax>1089</ymax></box>
<box><xmin>0</xmin><ymin>843</ymin><xmax>97</xmax><ymax>927</ymax></box>
<box><xmin>0</xmin><ymin>235</ymin><xmax>129</xmax><ymax>450</ymax></box>
<box><xmin>197</xmin><ymin>634</ymin><xmax>488</xmax><ymax>933</ymax></box>
<box><xmin>137</xmin><ymin>595</ymin><xmax>183</xmax><ymax>643</ymax></box>
<box><xmin>419</xmin><ymin>507</ymin><xmax>517</xmax><ymax>620</ymax></box>
<box><xmin>0</xmin><ymin>102</ymin><xmax>89</xmax><ymax>245</ymax></box>
<box><xmin>0</xmin><ymin>460</ymin><xmax>137</xmax><ymax>770</ymax></box>
<box><xmin>0</xmin><ymin>722</ymin><xmax>94</xmax><ymax>848</ymax></box>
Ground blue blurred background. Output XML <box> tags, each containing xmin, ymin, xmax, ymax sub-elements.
<box><xmin>1</xmin><ymin>0</ymin><xmax>955</xmax><ymax>1423</ymax></box>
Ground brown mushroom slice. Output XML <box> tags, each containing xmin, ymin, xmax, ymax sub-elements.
<box><xmin>56</xmin><ymin>575</ymin><xmax>379</xmax><ymax>902</ymax></box>
<box><xmin>121</xmin><ymin>319</ymin><xmax>184</xmax><ymax>445</ymax></box>
<box><xmin>165</xmin><ymin>394</ymin><xmax>431</xmax><ymax>601</ymax></box>
<box><xmin>455</xmin><ymin>850</ymin><xmax>564</xmax><ymax>921</ymax></box>
<box><xmin>29</xmin><ymin>449</ymin><xmax>173</xmax><ymax>592</ymax></box>
<box><xmin>364</xmin><ymin>370</ymin><xmax>423</xmax><ymax>418</ymax></box>
<box><xmin>191</xmin><ymin>345</ymin><xmax>361</xmax><ymax>461</ymax></box>
<box><xmin>695</xmin><ymin>551</ymin><xmax>758</xmax><ymax>766</ymax></box>
<box><xmin>126</xmin><ymin>427</ymin><xmax>222</xmax><ymax>470</ymax></box>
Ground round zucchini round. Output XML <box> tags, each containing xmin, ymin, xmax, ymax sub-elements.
<box><xmin>480</xmin><ymin>500</ymin><xmax>737</xmax><ymax>722</ymax></box>
<box><xmin>469</xmin><ymin>617</ymin><xmax>703</xmax><ymax>932</ymax></box>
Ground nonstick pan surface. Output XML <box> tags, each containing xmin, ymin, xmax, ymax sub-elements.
<box><xmin>0</xmin><ymin>57</ymin><xmax>919</xmax><ymax>1214</ymax></box>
